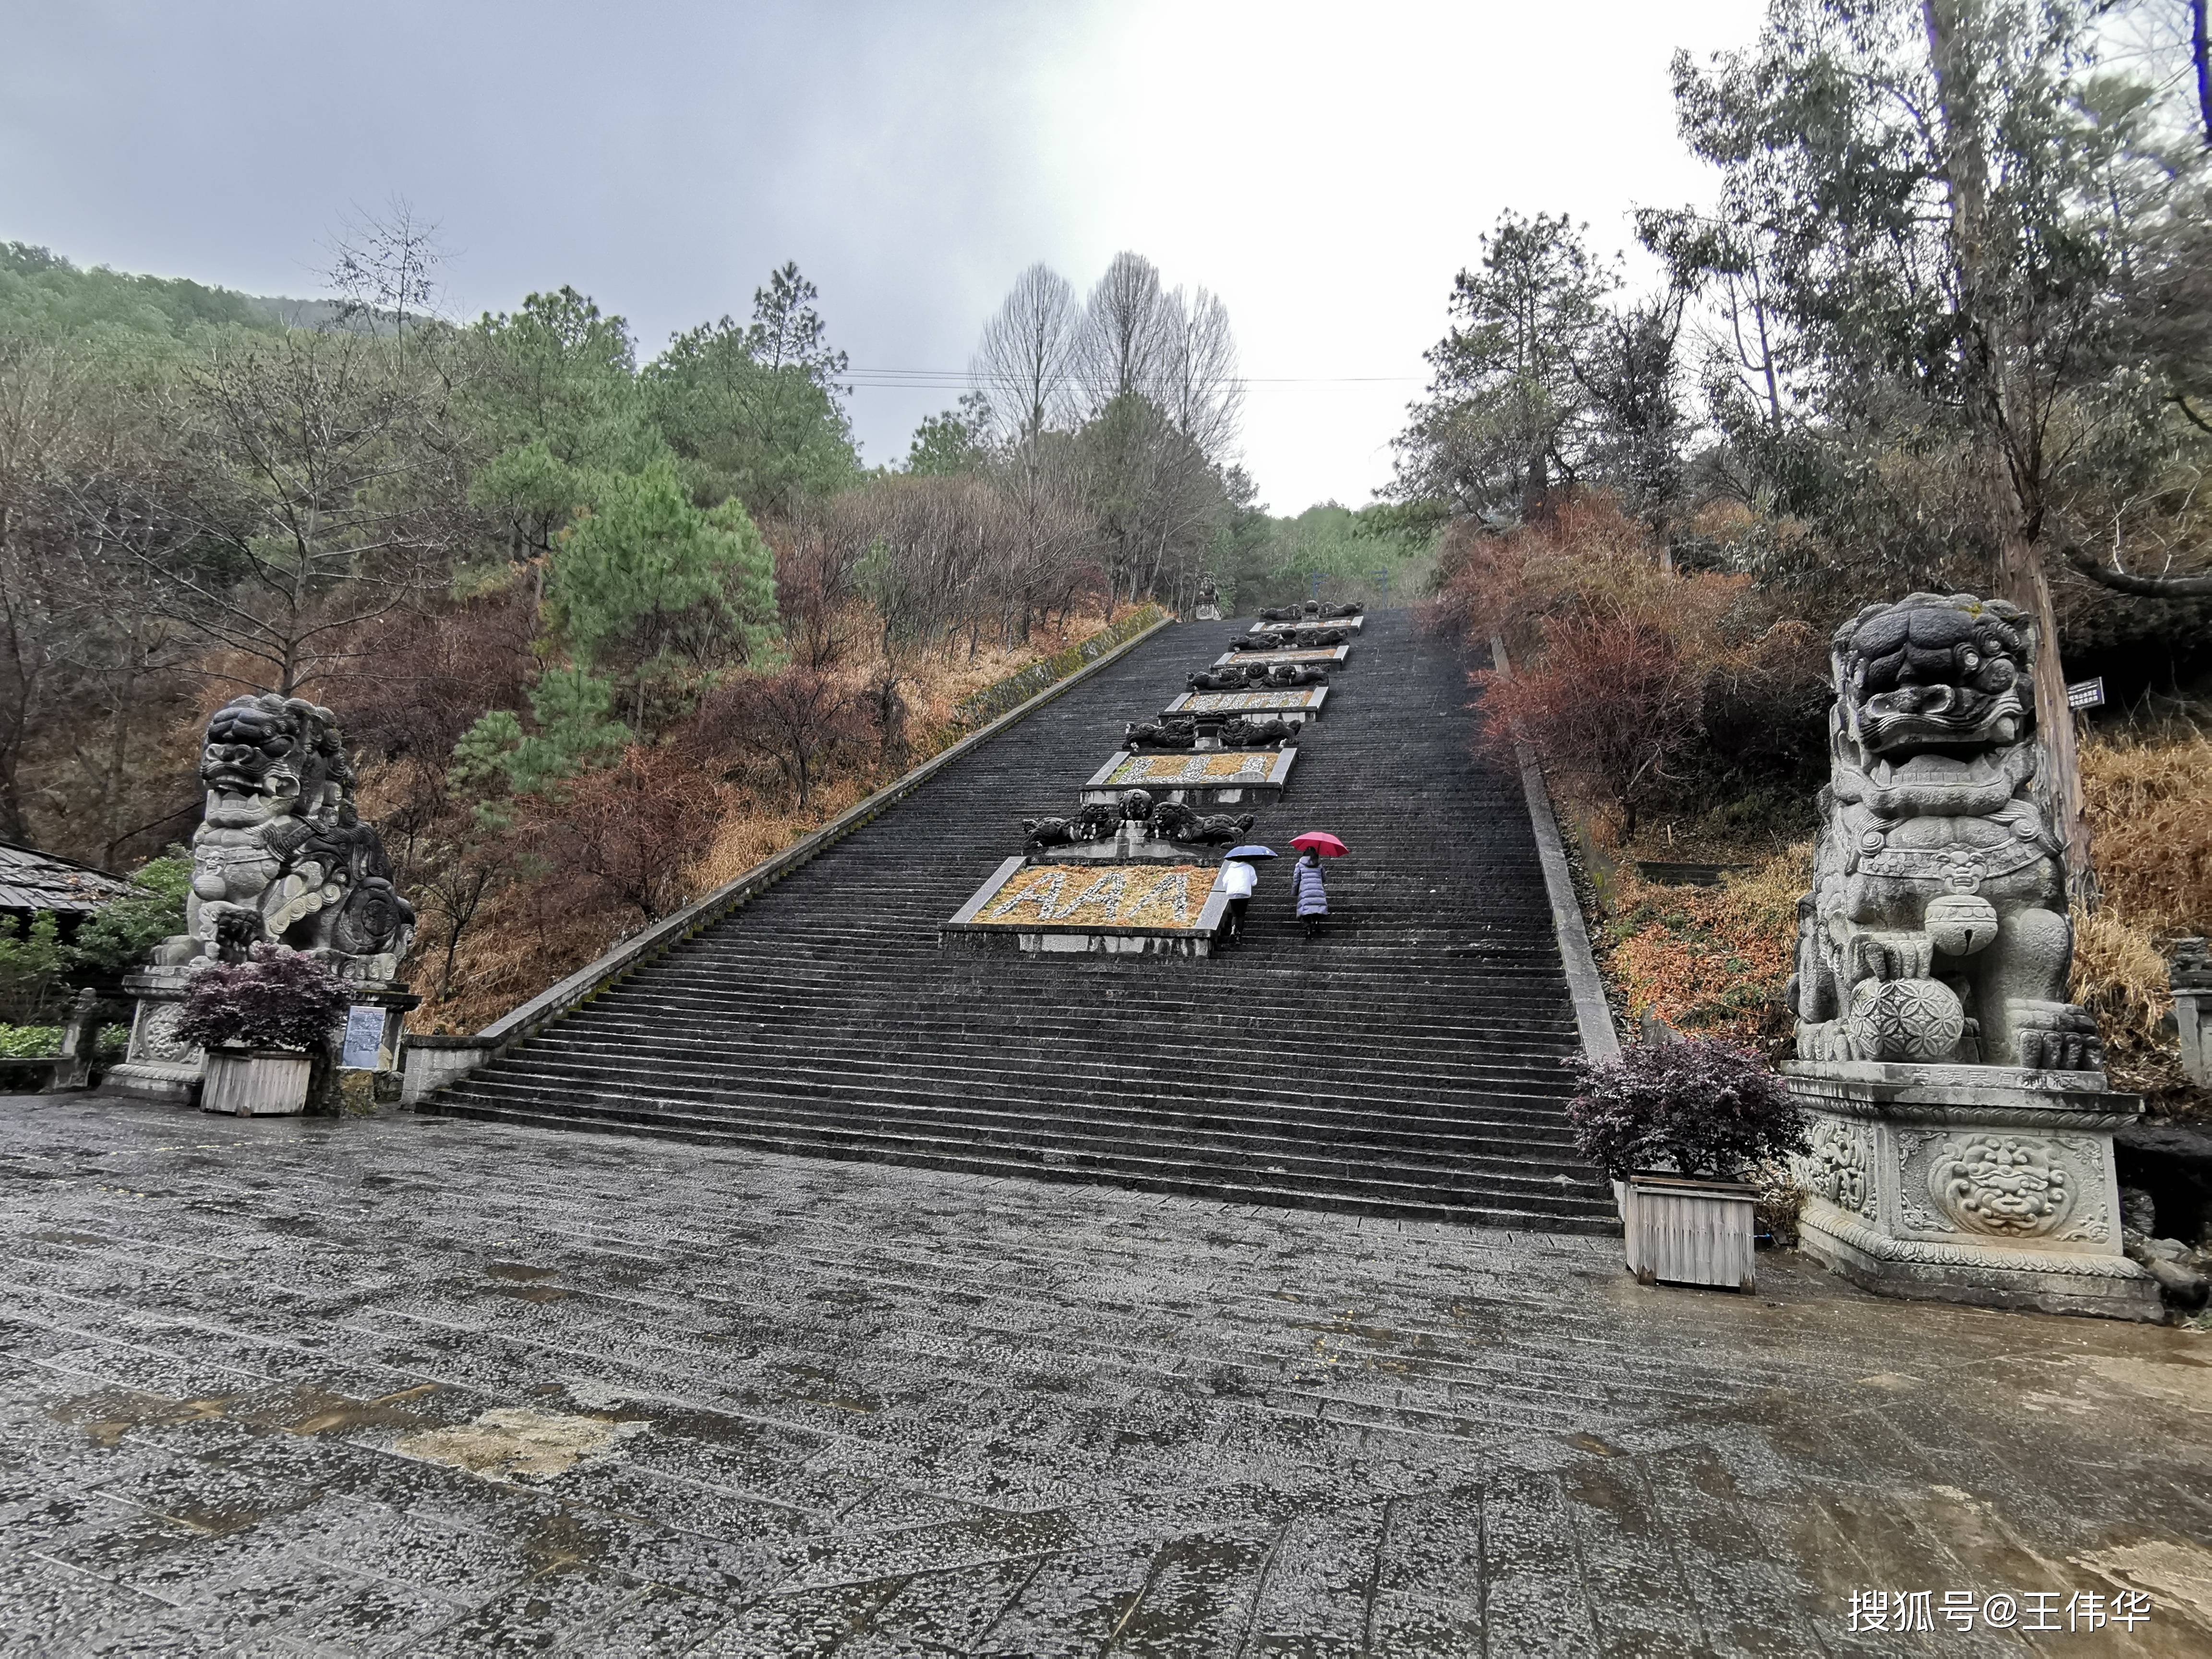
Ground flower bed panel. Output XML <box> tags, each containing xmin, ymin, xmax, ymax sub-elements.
<box><xmin>942</xmin><ymin>857</ymin><xmax>1231</xmax><ymax>957</ymax></box>
<box><xmin>1105</xmin><ymin>752</ymin><xmax>1276</xmax><ymax>787</ymax></box>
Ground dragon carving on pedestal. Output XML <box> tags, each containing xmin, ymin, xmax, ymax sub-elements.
<box><xmin>1789</xmin><ymin>593</ymin><xmax>2099</xmax><ymax>1071</ymax></box>
<box><xmin>154</xmin><ymin>695</ymin><xmax>416</xmax><ymax>982</ymax></box>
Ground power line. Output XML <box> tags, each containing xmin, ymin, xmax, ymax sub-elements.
<box><xmin>840</xmin><ymin>370</ymin><xmax>1424</xmax><ymax>389</ymax></box>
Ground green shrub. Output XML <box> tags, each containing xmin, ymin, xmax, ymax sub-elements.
<box><xmin>68</xmin><ymin>851</ymin><xmax>192</xmax><ymax>978</ymax></box>
<box><xmin>0</xmin><ymin>915</ymin><xmax>66</xmax><ymax>1019</ymax></box>
<box><xmin>0</xmin><ymin>1024</ymin><xmax>63</xmax><ymax>1058</ymax></box>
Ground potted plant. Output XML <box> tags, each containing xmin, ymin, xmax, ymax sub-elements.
<box><xmin>173</xmin><ymin>944</ymin><xmax>351</xmax><ymax>1117</ymax></box>
<box><xmin>1567</xmin><ymin>1038</ymin><xmax>1808</xmax><ymax>1291</ymax></box>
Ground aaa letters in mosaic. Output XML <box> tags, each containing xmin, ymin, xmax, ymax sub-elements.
<box><xmin>979</xmin><ymin>865</ymin><xmax>1214</xmax><ymax>928</ymax></box>
<box><xmin>1106</xmin><ymin>753</ymin><xmax>1272</xmax><ymax>786</ymax></box>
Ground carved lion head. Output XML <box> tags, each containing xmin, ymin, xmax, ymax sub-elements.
<box><xmin>1833</xmin><ymin>593</ymin><xmax>2030</xmax><ymax>758</ymax></box>
<box><xmin>198</xmin><ymin>695</ymin><xmax>355</xmax><ymax>827</ymax></box>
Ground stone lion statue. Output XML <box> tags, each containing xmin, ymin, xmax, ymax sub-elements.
<box><xmin>1217</xmin><ymin>715</ymin><xmax>1299</xmax><ymax>748</ymax></box>
<box><xmin>1022</xmin><ymin>802</ymin><xmax>1121</xmax><ymax>847</ymax></box>
<box><xmin>154</xmin><ymin>694</ymin><xmax>416</xmax><ymax>981</ymax></box>
<box><xmin>1789</xmin><ymin>593</ymin><xmax>2099</xmax><ymax>1070</ymax></box>
<box><xmin>1145</xmin><ymin>801</ymin><xmax>1255</xmax><ymax>844</ymax></box>
<box><xmin>1123</xmin><ymin>717</ymin><xmax>1200</xmax><ymax>750</ymax></box>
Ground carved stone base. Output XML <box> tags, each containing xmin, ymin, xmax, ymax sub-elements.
<box><xmin>105</xmin><ymin>968</ymin><xmax>419</xmax><ymax>1110</ymax></box>
<box><xmin>1785</xmin><ymin>1060</ymin><xmax>2162</xmax><ymax>1321</ymax></box>
<box><xmin>105</xmin><ymin>967</ymin><xmax>204</xmax><ymax>1105</ymax></box>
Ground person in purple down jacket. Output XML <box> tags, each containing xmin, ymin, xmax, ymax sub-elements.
<box><xmin>1292</xmin><ymin>848</ymin><xmax>1329</xmax><ymax>938</ymax></box>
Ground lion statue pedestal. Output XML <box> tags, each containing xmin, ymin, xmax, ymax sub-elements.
<box><xmin>106</xmin><ymin>694</ymin><xmax>419</xmax><ymax>1108</ymax></box>
<box><xmin>1783</xmin><ymin>594</ymin><xmax>2159</xmax><ymax>1319</ymax></box>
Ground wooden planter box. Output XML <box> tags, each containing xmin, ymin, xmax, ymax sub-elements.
<box><xmin>201</xmin><ymin>1048</ymin><xmax>313</xmax><ymax>1117</ymax></box>
<box><xmin>1623</xmin><ymin>1171</ymin><xmax>1758</xmax><ymax>1291</ymax></box>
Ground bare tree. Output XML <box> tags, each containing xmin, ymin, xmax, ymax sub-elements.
<box><xmin>0</xmin><ymin>339</ymin><xmax>202</xmax><ymax>859</ymax></box>
<box><xmin>1078</xmin><ymin>252</ymin><xmax>1174</xmax><ymax>414</ymax></box>
<box><xmin>87</xmin><ymin>328</ymin><xmax>466</xmax><ymax>697</ymax></box>
<box><xmin>324</xmin><ymin>195</ymin><xmax>447</xmax><ymax>337</ymax></box>
<box><xmin>415</xmin><ymin>842</ymin><xmax>503</xmax><ymax>999</ymax></box>
<box><xmin>973</xmin><ymin>264</ymin><xmax>1081</xmax><ymax>445</ymax></box>
<box><xmin>0</xmin><ymin>340</ymin><xmax>84</xmax><ymax>841</ymax></box>
<box><xmin>1079</xmin><ymin>393</ymin><xmax>1224</xmax><ymax>609</ymax></box>
<box><xmin>709</xmin><ymin>667</ymin><xmax>861</xmax><ymax>809</ymax></box>
<box><xmin>1156</xmin><ymin>285</ymin><xmax>1244</xmax><ymax>462</ymax></box>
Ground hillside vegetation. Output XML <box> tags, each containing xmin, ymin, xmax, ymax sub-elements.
<box><xmin>0</xmin><ymin>232</ymin><xmax>1348</xmax><ymax>1026</ymax></box>
<box><xmin>1402</xmin><ymin>0</ymin><xmax>2211</xmax><ymax>1109</ymax></box>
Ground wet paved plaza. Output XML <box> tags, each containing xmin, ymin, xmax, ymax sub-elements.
<box><xmin>2</xmin><ymin>1094</ymin><xmax>2210</xmax><ymax>1658</ymax></box>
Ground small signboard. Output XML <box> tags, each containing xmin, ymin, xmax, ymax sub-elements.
<box><xmin>2066</xmin><ymin>677</ymin><xmax>2105</xmax><ymax>711</ymax></box>
<box><xmin>340</xmin><ymin>1004</ymin><xmax>385</xmax><ymax>1070</ymax></box>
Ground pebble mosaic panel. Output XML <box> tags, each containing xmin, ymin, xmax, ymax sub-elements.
<box><xmin>977</xmin><ymin>863</ymin><xmax>1215</xmax><ymax>928</ymax></box>
<box><xmin>1105</xmin><ymin>752</ymin><xmax>1275</xmax><ymax>786</ymax></box>
<box><xmin>1180</xmin><ymin>689</ymin><xmax>1324</xmax><ymax>712</ymax></box>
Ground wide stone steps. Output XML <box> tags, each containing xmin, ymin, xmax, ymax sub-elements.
<box><xmin>426</xmin><ymin>608</ymin><xmax>1618</xmax><ymax>1233</ymax></box>
<box><xmin>427</xmin><ymin>1095</ymin><xmax>1614</xmax><ymax>1231</ymax></box>
<box><xmin>582</xmin><ymin>964</ymin><xmax>1583</xmax><ymax>1014</ymax></box>
<box><xmin>471</xmin><ymin>1056</ymin><xmax>1587</xmax><ymax>1148</ymax></box>
<box><xmin>444</xmin><ymin>1071</ymin><xmax>1598</xmax><ymax>1189</ymax></box>
<box><xmin>515</xmin><ymin>1037</ymin><xmax>1580</xmax><ymax>1101</ymax></box>
<box><xmin>527</xmin><ymin>995</ymin><xmax>1586</xmax><ymax>1071</ymax></box>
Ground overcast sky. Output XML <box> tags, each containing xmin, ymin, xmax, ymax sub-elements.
<box><xmin>0</xmin><ymin>0</ymin><xmax>1769</xmax><ymax>513</ymax></box>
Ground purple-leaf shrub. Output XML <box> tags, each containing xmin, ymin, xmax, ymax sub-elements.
<box><xmin>174</xmin><ymin>944</ymin><xmax>352</xmax><ymax>1053</ymax></box>
<box><xmin>1566</xmin><ymin>1037</ymin><xmax>1807</xmax><ymax>1182</ymax></box>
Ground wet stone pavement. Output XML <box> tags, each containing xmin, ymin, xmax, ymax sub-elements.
<box><xmin>2</xmin><ymin>1095</ymin><xmax>2210</xmax><ymax>1659</ymax></box>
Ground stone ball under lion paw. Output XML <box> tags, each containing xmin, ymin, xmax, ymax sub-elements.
<box><xmin>1848</xmin><ymin>976</ymin><xmax>1966</xmax><ymax>1062</ymax></box>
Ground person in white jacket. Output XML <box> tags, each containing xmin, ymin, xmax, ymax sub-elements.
<box><xmin>1213</xmin><ymin>855</ymin><xmax>1259</xmax><ymax>945</ymax></box>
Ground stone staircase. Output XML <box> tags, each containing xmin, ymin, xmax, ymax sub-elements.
<box><xmin>423</xmin><ymin>609</ymin><xmax>1619</xmax><ymax>1233</ymax></box>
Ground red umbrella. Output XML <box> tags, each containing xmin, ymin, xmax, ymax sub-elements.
<box><xmin>1290</xmin><ymin>831</ymin><xmax>1348</xmax><ymax>857</ymax></box>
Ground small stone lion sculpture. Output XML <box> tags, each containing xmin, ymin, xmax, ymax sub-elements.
<box><xmin>1022</xmin><ymin>802</ymin><xmax>1121</xmax><ymax>847</ymax></box>
<box><xmin>1789</xmin><ymin>592</ymin><xmax>2100</xmax><ymax>1070</ymax></box>
<box><xmin>154</xmin><ymin>695</ymin><xmax>416</xmax><ymax>981</ymax></box>
<box><xmin>1123</xmin><ymin>717</ymin><xmax>1199</xmax><ymax>750</ymax></box>
<box><xmin>1147</xmin><ymin>801</ymin><xmax>1256</xmax><ymax>844</ymax></box>
<box><xmin>1218</xmin><ymin>715</ymin><xmax>1299</xmax><ymax>748</ymax></box>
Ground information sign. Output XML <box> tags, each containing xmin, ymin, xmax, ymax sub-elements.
<box><xmin>340</xmin><ymin>1005</ymin><xmax>385</xmax><ymax>1070</ymax></box>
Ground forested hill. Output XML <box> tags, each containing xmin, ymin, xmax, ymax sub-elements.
<box><xmin>0</xmin><ymin>241</ymin><xmax>341</xmax><ymax>339</ymax></box>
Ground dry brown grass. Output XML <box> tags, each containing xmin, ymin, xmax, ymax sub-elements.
<box><xmin>1600</xmin><ymin>842</ymin><xmax>1809</xmax><ymax>1052</ymax></box>
<box><xmin>1585</xmin><ymin>728</ymin><xmax>2210</xmax><ymax>1112</ymax></box>
<box><xmin>2072</xmin><ymin>728</ymin><xmax>2212</xmax><ymax>1114</ymax></box>
<box><xmin>2080</xmin><ymin>729</ymin><xmax>2212</xmax><ymax>939</ymax></box>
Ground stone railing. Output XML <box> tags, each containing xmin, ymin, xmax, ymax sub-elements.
<box><xmin>1487</xmin><ymin>635</ymin><xmax>1620</xmax><ymax>1067</ymax></box>
<box><xmin>401</xmin><ymin>607</ymin><xmax>1178</xmax><ymax>1104</ymax></box>
<box><xmin>2174</xmin><ymin>938</ymin><xmax>2211</xmax><ymax>1086</ymax></box>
